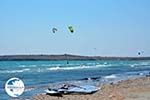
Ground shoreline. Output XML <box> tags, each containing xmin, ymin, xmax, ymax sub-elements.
<box><xmin>0</xmin><ymin>54</ymin><xmax>150</xmax><ymax>61</ymax></box>
<box><xmin>32</xmin><ymin>76</ymin><xmax>150</xmax><ymax>100</ymax></box>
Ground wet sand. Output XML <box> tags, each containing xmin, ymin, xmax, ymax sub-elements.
<box><xmin>33</xmin><ymin>76</ymin><xmax>150</xmax><ymax>100</ymax></box>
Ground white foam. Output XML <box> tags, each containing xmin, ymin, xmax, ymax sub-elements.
<box><xmin>19</xmin><ymin>65</ymin><xmax>37</xmax><ymax>67</ymax></box>
<box><xmin>0</xmin><ymin>68</ymin><xmax>30</xmax><ymax>73</ymax></box>
<box><xmin>139</xmin><ymin>73</ymin><xmax>144</xmax><ymax>75</ymax></box>
<box><xmin>41</xmin><ymin>64</ymin><xmax>61</xmax><ymax>67</ymax></box>
<box><xmin>95</xmin><ymin>64</ymin><xmax>112</xmax><ymax>67</ymax></box>
<box><xmin>104</xmin><ymin>75</ymin><xmax>117</xmax><ymax>79</ymax></box>
<box><xmin>46</xmin><ymin>65</ymin><xmax>100</xmax><ymax>71</ymax></box>
<box><xmin>141</xmin><ymin>62</ymin><xmax>150</xmax><ymax>65</ymax></box>
<box><xmin>45</xmin><ymin>66</ymin><xmax>61</xmax><ymax>71</ymax></box>
<box><xmin>130</xmin><ymin>62</ymin><xmax>150</xmax><ymax>68</ymax></box>
<box><xmin>25</xmin><ymin>87</ymin><xmax>35</xmax><ymax>92</ymax></box>
<box><xmin>30</xmin><ymin>65</ymin><xmax>37</xmax><ymax>67</ymax></box>
<box><xmin>19</xmin><ymin>65</ymin><xmax>26</xmax><ymax>67</ymax></box>
<box><xmin>130</xmin><ymin>64</ymin><xmax>136</xmax><ymax>67</ymax></box>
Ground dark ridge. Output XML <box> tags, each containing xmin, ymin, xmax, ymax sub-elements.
<box><xmin>0</xmin><ymin>54</ymin><xmax>150</xmax><ymax>61</ymax></box>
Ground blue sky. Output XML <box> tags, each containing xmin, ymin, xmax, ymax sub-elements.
<box><xmin>0</xmin><ymin>0</ymin><xmax>150</xmax><ymax>56</ymax></box>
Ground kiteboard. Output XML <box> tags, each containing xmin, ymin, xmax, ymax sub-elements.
<box><xmin>45</xmin><ymin>84</ymin><xmax>100</xmax><ymax>95</ymax></box>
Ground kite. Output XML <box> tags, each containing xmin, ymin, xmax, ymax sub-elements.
<box><xmin>68</xmin><ymin>26</ymin><xmax>74</xmax><ymax>33</ymax></box>
<box><xmin>138</xmin><ymin>51</ymin><xmax>144</xmax><ymax>56</ymax></box>
<box><xmin>52</xmin><ymin>28</ymin><xmax>58</xmax><ymax>33</ymax></box>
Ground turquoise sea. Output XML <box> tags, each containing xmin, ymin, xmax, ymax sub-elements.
<box><xmin>0</xmin><ymin>60</ymin><xmax>150</xmax><ymax>99</ymax></box>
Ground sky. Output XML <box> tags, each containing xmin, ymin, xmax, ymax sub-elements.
<box><xmin>0</xmin><ymin>0</ymin><xmax>150</xmax><ymax>56</ymax></box>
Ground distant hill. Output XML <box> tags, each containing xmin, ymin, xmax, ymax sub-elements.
<box><xmin>0</xmin><ymin>54</ymin><xmax>150</xmax><ymax>61</ymax></box>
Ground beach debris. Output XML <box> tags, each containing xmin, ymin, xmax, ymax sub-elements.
<box><xmin>52</xmin><ymin>28</ymin><xmax>58</xmax><ymax>33</ymax></box>
<box><xmin>68</xmin><ymin>26</ymin><xmax>74</xmax><ymax>33</ymax></box>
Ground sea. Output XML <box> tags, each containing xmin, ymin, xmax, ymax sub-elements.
<box><xmin>0</xmin><ymin>60</ymin><xmax>150</xmax><ymax>100</ymax></box>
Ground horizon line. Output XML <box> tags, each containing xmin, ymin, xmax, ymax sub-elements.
<box><xmin>0</xmin><ymin>54</ymin><xmax>149</xmax><ymax>58</ymax></box>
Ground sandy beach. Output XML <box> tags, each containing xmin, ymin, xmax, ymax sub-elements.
<box><xmin>33</xmin><ymin>76</ymin><xmax>150</xmax><ymax>100</ymax></box>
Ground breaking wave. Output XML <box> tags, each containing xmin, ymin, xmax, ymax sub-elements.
<box><xmin>0</xmin><ymin>68</ymin><xmax>30</xmax><ymax>73</ymax></box>
<box><xmin>104</xmin><ymin>74</ymin><xmax>117</xmax><ymax>79</ymax></box>
<box><xmin>46</xmin><ymin>65</ymin><xmax>106</xmax><ymax>71</ymax></box>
